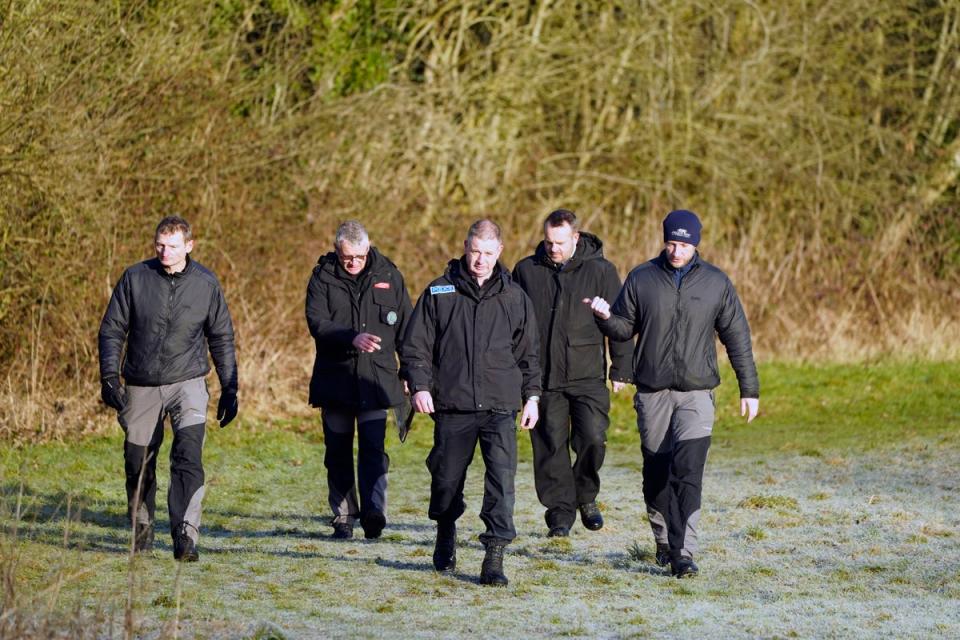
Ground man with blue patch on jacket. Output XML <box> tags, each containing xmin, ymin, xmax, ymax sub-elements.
<box><xmin>585</xmin><ymin>209</ymin><xmax>760</xmax><ymax>579</ymax></box>
<box><xmin>98</xmin><ymin>215</ymin><xmax>238</xmax><ymax>562</ymax></box>
<box><xmin>401</xmin><ymin>219</ymin><xmax>541</xmax><ymax>587</ymax></box>
<box><xmin>306</xmin><ymin>220</ymin><xmax>412</xmax><ymax>540</ymax></box>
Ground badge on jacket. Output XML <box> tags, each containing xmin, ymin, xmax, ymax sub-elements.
<box><xmin>386</xmin><ymin>310</ymin><xmax>398</xmax><ymax>325</ymax></box>
<box><xmin>430</xmin><ymin>285</ymin><xmax>455</xmax><ymax>295</ymax></box>
<box><xmin>374</xmin><ymin>282</ymin><xmax>390</xmax><ymax>289</ymax></box>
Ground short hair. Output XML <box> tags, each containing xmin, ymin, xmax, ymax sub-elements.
<box><xmin>335</xmin><ymin>220</ymin><xmax>369</xmax><ymax>248</ymax></box>
<box><xmin>155</xmin><ymin>216</ymin><xmax>192</xmax><ymax>241</ymax></box>
<box><xmin>544</xmin><ymin>209</ymin><xmax>579</xmax><ymax>232</ymax></box>
<box><xmin>466</xmin><ymin>219</ymin><xmax>502</xmax><ymax>244</ymax></box>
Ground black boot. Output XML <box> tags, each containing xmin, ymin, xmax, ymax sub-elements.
<box><xmin>134</xmin><ymin>520</ymin><xmax>155</xmax><ymax>552</ymax></box>
<box><xmin>173</xmin><ymin>523</ymin><xmax>199</xmax><ymax>562</ymax></box>
<box><xmin>655</xmin><ymin>543</ymin><xmax>670</xmax><ymax>567</ymax></box>
<box><xmin>361</xmin><ymin>511</ymin><xmax>386</xmax><ymax>540</ymax></box>
<box><xmin>433</xmin><ymin>521</ymin><xmax>456</xmax><ymax>572</ymax></box>
<box><xmin>479</xmin><ymin>542</ymin><xmax>508</xmax><ymax>587</ymax></box>
<box><xmin>579</xmin><ymin>502</ymin><xmax>604</xmax><ymax>531</ymax></box>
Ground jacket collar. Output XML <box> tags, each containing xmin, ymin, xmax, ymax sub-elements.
<box><xmin>446</xmin><ymin>257</ymin><xmax>509</xmax><ymax>301</ymax></box>
<box><xmin>654</xmin><ymin>250</ymin><xmax>701</xmax><ymax>274</ymax></box>
<box><xmin>534</xmin><ymin>232</ymin><xmax>604</xmax><ymax>271</ymax></box>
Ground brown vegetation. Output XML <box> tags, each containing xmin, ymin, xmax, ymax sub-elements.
<box><xmin>1</xmin><ymin>0</ymin><xmax>958</xmax><ymax>442</ymax></box>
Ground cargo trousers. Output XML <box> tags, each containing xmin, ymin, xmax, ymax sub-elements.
<box><xmin>119</xmin><ymin>377</ymin><xmax>208</xmax><ymax>544</ymax></box>
<box><xmin>634</xmin><ymin>389</ymin><xmax>714</xmax><ymax>561</ymax></box>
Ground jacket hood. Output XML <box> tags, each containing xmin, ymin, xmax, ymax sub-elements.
<box><xmin>444</xmin><ymin>257</ymin><xmax>511</xmax><ymax>299</ymax></box>
<box><xmin>534</xmin><ymin>231</ymin><xmax>605</xmax><ymax>269</ymax></box>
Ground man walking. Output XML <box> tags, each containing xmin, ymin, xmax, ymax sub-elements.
<box><xmin>305</xmin><ymin>220</ymin><xmax>412</xmax><ymax>540</ymax></box>
<box><xmin>401</xmin><ymin>219</ymin><xmax>541</xmax><ymax>586</ymax></box>
<box><xmin>585</xmin><ymin>209</ymin><xmax>759</xmax><ymax>578</ymax></box>
<box><xmin>98</xmin><ymin>215</ymin><xmax>238</xmax><ymax>562</ymax></box>
<box><xmin>513</xmin><ymin>209</ymin><xmax>633</xmax><ymax>537</ymax></box>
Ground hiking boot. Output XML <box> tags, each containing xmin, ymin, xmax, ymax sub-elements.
<box><xmin>134</xmin><ymin>521</ymin><xmax>155</xmax><ymax>553</ymax></box>
<box><xmin>432</xmin><ymin>521</ymin><xmax>456</xmax><ymax>572</ymax></box>
<box><xmin>332</xmin><ymin>522</ymin><xmax>354</xmax><ymax>539</ymax></box>
<box><xmin>361</xmin><ymin>511</ymin><xmax>386</xmax><ymax>540</ymax></box>
<box><xmin>655</xmin><ymin>543</ymin><xmax>670</xmax><ymax>567</ymax></box>
<box><xmin>671</xmin><ymin>557</ymin><xmax>699</xmax><ymax>579</ymax></box>
<box><xmin>479</xmin><ymin>542</ymin><xmax>508</xmax><ymax>587</ymax></box>
<box><xmin>173</xmin><ymin>523</ymin><xmax>198</xmax><ymax>562</ymax></box>
<box><xmin>579</xmin><ymin>502</ymin><xmax>603</xmax><ymax>531</ymax></box>
<box><xmin>547</xmin><ymin>525</ymin><xmax>570</xmax><ymax>538</ymax></box>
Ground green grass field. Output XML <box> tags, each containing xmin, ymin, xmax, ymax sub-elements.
<box><xmin>2</xmin><ymin>361</ymin><xmax>958</xmax><ymax>638</ymax></box>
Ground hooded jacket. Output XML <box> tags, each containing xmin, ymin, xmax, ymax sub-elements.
<box><xmin>400</xmin><ymin>258</ymin><xmax>541</xmax><ymax>412</ymax></box>
<box><xmin>98</xmin><ymin>257</ymin><xmax>237</xmax><ymax>393</ymax></box>
<box><xmin>513</xmin><ymin>232</ymin><xmax>633</xmax><ymax>390</ymax></box>
<box><xmin>599</xmin><ymin>252</ymin><xmax>759</xmax><ymax>398</ymax></box>
<box><xmin>305</xmin><ymin>246</ymin><xmax>412</xmax><ymax>410</ymax></box>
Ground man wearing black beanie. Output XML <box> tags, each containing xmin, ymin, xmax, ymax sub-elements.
<box><xmin>583</xmin><ymin>209</ymin><xmax>760</xmax><ymax>578</ymax></box>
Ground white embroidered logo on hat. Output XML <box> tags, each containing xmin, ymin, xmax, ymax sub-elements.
<box><xmin>671</xmin><ymin>228</ymin><xmax>692</xmax><ymax>239</ymax></box>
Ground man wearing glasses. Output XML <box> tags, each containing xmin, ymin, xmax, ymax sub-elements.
<box><xmin>305</xmin><ymin>220</ymin><xmax>413</xmax><ymax>539</ymax></box>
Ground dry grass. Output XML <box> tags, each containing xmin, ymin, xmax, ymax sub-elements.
<box><xmin>1</xmin><ymin>0</ymin><xmax>958</xmax><ymax>442</ymax></box>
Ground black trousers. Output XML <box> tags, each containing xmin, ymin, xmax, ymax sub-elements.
<box><xmin>529</xmin><ymin>380</ymin><xmax>610</xmax><ymax>528</ymax></box>
<box><xmin>427</xmin><ymin>411</ymin><xmax>518</xmax><ymax>545</ymax></box>
<box><xmin>322</xmin><ymin>408</ymin><xmax>389</xmax><ymax>524</ymax></box>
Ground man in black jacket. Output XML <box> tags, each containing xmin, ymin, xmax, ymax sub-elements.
<box><xmin>513</xmin><ymin>209</ymin><xmax>633</xmax><ymax>537</ymax></box>
<box><xmin>306</xmin><ymin>220</ymin><xmax>412</xmax><ymax>540</ymax></box>
<box><xmin>401</xmin><ymin>219</ymin><xmax>541</xmax><ymax>587</ymax></box>
<box><xmin>98</xmin><ymin>216</ymin><xmax>238</xmax><ymax>562</ymax></box>
<box><xmin>586</xmin><ymin>210</ymin><xmax>759</xmax><ymax>579</ymax></box>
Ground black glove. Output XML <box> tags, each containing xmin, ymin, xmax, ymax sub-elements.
<box><xmin>217</xmin><ymin>392</ymin><xmax>238</xmax><ymax>428</ymax></box>
<box><xmin>100</xmin><ymin>376</ymin><xmax>127</xmax><ymax>412</ymax></box>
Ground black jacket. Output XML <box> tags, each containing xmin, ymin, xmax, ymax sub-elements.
<box><xmin>98</xmin><ymin>257</ymin><xmax>237</xmax><ymax>393</ymax></box>
<box><xmin>305</xmin><ymin>246</ymin><xmax>412</xmax><ymax>410</ymax></box>
<box><xmin>599</xmin><ymin>252</ymin><xmax>759</xmax><ymax>398</ymax></box>
<box><xmin>513</xmin><ymin>232</ymin><xmax>633</xmax><ymax>390</ymax></box>
<box><xmin>400</xmin><ymin>259</ymin><xmax>541</xmax><ymax>412</ymax></box>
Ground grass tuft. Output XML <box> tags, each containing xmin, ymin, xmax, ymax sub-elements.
<box><xmin>737</xmin><ymin>495</ymin><xmax>800</xmax><ymax>511</ymax></box>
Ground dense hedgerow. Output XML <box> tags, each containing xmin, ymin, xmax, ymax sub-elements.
<box><xmin>1</xmin><ymin>0</ymin><xmax>957</xmax><ymax>441</ymax></box>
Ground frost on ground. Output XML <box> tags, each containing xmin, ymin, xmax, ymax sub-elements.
<box><xmin>3</xmin><ymin>438</ymin><xmax>958</xmax><ymax>639</ymax></box>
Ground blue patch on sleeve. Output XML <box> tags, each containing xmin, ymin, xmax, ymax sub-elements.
<box><xmin>430</xmin><ymin>285</ymin><xmax>455</xmax><ymax>295</ymax></box>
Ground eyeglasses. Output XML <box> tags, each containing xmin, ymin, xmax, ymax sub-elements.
<box><xmin>338</xmin><ymin>252</ymin><xmax>368</xmax><ymax>264</ymax></box>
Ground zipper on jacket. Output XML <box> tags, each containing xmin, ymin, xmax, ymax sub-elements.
<box><xmin>546</xmin><ymin>270</ymin><xmax>563</xmax><ymax>385</ymax></box>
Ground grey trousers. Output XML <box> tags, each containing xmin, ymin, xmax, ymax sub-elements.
<box><xmin>118</xmin><ymin>377</ymin><xmax>208</xmax><ymax>543</ymax></box>
<box><xmin>634</xmin><ymin>389</ymin><xmax>714</xmax><ymax>560</ymax></box>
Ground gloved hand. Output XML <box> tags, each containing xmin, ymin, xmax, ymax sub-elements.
<box><xmin>217</xmin><ymin>392</ymin><xmax>238</xmax><ymax>428</ymax></box>
<box><xmin>100</xmin><ymin>376</ymin><xmax>127</xmax><ymax>412</ymax></box>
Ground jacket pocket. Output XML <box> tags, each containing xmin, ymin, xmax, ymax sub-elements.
<box><xmin>371</xmin><ymin>357</ymin><xmax>403</xmax><ymax>407</ymax></box>
<box><xmin>566</xmin><ymin>334</ymin><xmax>604</xmax><ymax>380</ymax></box>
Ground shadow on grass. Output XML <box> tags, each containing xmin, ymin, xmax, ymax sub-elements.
<box><xmin>374</xmin><ymin>557</ymin><xmax>488</xmax><ymax>585</ymax></box>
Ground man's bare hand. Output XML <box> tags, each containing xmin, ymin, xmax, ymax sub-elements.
<box><xmin>741</xmin><ymin>398</ymin><xmax>759</xmax><ymax>423</ymax></box>
<box><xmin>582</xmin><ymin>296</ymin><xmax>611</xmax><ymax>320</ymax></box>
<box><xmin>352</xmin><ymin>333</ymin><xmax>382</xmax><ymax>353</ymax></box>
<box><xmin>612</xmin><ymin>381</ymin><xmax>627</xmax><ymax>393</ymax></box>
<box><xmin>413</xmin><ymin>390</ymin><xmax>435</xmax><ymax>414</ymax></box>
<box><xmin>519</xmin><ymin>399</ymin><xmax>539</xmax><ymax>430</ymax></box>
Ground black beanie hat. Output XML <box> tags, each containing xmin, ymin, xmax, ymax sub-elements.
<box><xmin>663</xmin><ymin>209</ymin><xmax>702</xmax><ymax>246</ymax></box>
